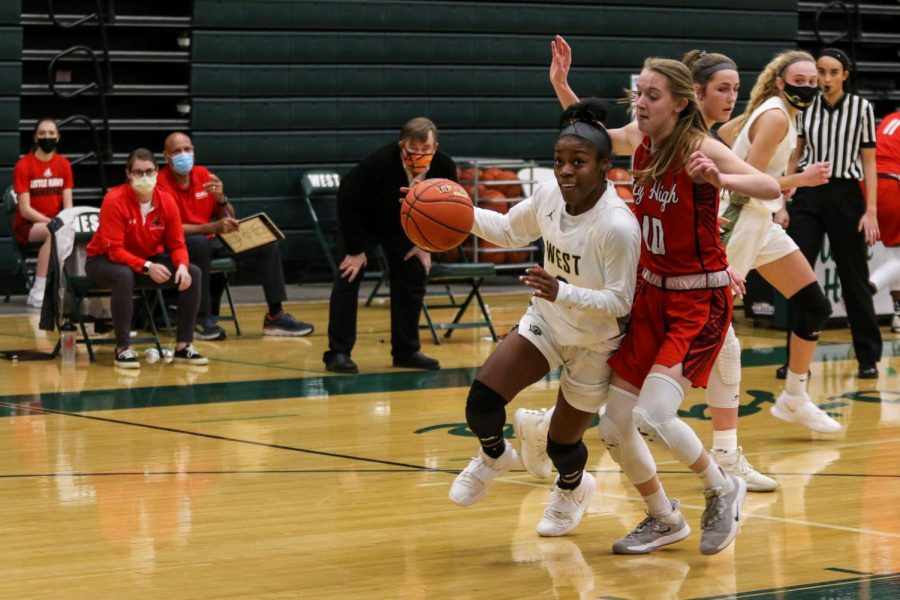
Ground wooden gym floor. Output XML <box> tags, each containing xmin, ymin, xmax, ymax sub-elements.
<box><xmin>0</xmin><ymin>290</ymin><xmax>897</xmax><ymax>599</ymax></box>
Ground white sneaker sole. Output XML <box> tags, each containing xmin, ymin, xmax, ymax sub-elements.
<box><xmin>537</xmin><ymin>473</ymin><xmax>596</xmax><ymax>537</ymax></box>
<box><xmin>770</xmin><ymin>403</ymin><xmax>841</xmax><ymax>434</ymax></box>
<box><xmin>513</xmin><ymin>409</ymin><xmax>552</xmax><ymax>480</ymax></box>
<box><xmin>263</xmin><ymin>327</ymin><xmax>313</xmax><ymax>337</ymax></box>
<box><xmin>700</xmin><ymin>477</ymin><xmax>747</xmax><ymax>556</ymax></box>
<box><xmin>612</xmin><ymin>524</ymin><xmax>692</xmax><ymax>555</ymax></box>
<box><xmin>174</xmin><ymin>357</ymin><xmax>209</xmax><ymax>366</ymax></box>
<box><xmin>114</xmin><ymin>361</ymin><xmax>140</xmax><ymax>369</ymax></box>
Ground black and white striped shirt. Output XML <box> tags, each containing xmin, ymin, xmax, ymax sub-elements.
<box><xmin>797</xmin><ymin>92</ymin><xmax>876</xmax><ymax>180</ymax></box>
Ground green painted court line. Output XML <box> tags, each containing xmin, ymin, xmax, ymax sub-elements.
<box><xmin>826</xmin><ymin>567</ymin><xmax>873</xmax><ymax>576</ymax></box>
<box><xmin>189</xmin><ymin>413</ymin><xmax>299</xmax><ymax>423</ymax></box>
<box><xmin>697</xmin><ymin>572</ymin><xmax>899</xmax><ymax>599</ymax></box>
<box><xmin>0</xmin><ymin>341</ymin><xmax>895</xmax><ymax>417</ymax></box>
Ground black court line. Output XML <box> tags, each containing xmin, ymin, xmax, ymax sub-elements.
<box><xmin>0</xmin><ymin>400</ymin><xmax>440</xmax><ymax>474</ymax></box>
<box><xmin>0</xmin><ymin>469</ymin><xmax>461</xmax><ymax>479</ymax></box>
<box><xmin>826</xmin><ymin>567</ymin><xmax>874</xmax><ymax>576</ymax></box>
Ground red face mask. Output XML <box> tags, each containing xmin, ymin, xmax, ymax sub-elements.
<box><xmin>401</xmin><ymin>146</ymin><xmax>434</xmax><ymax>175</ymax></box>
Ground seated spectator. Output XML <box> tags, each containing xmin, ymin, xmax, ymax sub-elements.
<box><xmin>157</xmin><ymin>132</ymin><xmax>313</xmax><ymax>341</ymax></box>
<box><xmin>85</xmin><ymin>148</ymin><xmax>207</xmax><ymax>368</ymax></box>
<box><xmin>13</xmin><ymin>117</ymin><xmax>73</xmax><ymax>308</ymax></box>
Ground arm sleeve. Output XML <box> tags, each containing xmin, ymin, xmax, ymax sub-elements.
<box><xmin>336</xmin><ymin>165</ymin><xmax>370</xmax><ymax>255</ymax></box>
<box><xmin>471</xmin><ymin>197</ymin><xmax>541</xmax><ymax>248</ymax></box>
<box><xmin>13</xmin><ymin>159</ymin><xmax>29</xmax><ymax>194</ymax></box>
<box><xmin>62</xmin><ymin>157</ymin><xmax>74</xmax><ymax>189</ymax></box>
<box><xmin>554</xmin><ymin>209</ymin><xmax>640</xmax><ymax>318</ymax></box>
<box><xmin>101</xmin><ymin>203</ymin><xmax>146</xmax><ymax>272</ymax></box>
<box><xmin>860</xmin><ymin>101</ymin><xmax>876</xmax><ymax>148</ymax></box>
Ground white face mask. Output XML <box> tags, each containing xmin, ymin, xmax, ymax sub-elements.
<box><xmin>131</xmin><ymin>173</ymin><xmax>157</xmax><ymax>197</ymax></box>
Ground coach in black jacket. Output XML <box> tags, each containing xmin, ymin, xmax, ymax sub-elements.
<box><xmin>323</xmin><ymin>117</ymin><xmax>457</xmax><ymax>374</ymax></box>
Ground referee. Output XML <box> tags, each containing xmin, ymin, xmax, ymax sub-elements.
<box><xmin>782</xmin><ymin>48</ymin><xmax>882</xmax><ymax>379</ymax></box>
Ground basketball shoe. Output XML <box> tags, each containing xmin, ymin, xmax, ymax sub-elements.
<box><xmin>514</xmin><ymin>407</ymin><xmax>553</xmax><ymax>479</ymax></box>
<box><xmin>700</xmin><ymin>472</ymin><xmax>747</xmax><ymax>555</ymax></box>
<box><xmin>449</xmin><ymin>441</ymin><xmax>517</xmax><ymax>507</ymax></box>
<box><xmin>770</xmin><ymin>390</ymin><xmax>841</xmax><ymax>433</ymax></box>
<box><xmin>714</xmin><ymin>447</ymin><xmax>776</xmax><ymax>492</ymax></box>
<box><xmin>537</xmin><ymin>471</ymin><xmax>596</xmax><ymax>536</ymax></box>
<box><xmin>612</xmin><ymin>499</ymin><xmax>691</xmax><ymax>554</ymax></box>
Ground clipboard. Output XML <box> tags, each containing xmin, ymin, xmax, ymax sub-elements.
<box><xmin>217</xmin><ymin>213</ymin><xmax>285</xmax><ymax>254</ymax></box>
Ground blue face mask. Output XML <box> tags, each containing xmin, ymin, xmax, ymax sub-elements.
<box><xmin>171</xmin><ymin>152</ymin><xmax>194</xmax><ymax>175</ymax></box>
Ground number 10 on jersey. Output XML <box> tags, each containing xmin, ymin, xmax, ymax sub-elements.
<box><xmin>642</xmin><ymin>215</ymin><xmax>666</xmax><ymax>255</ymax></box>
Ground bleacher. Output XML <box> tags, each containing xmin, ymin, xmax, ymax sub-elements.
<box><xmin>10</xmin><ymin>0</ymin><xmax>900</xmax><ymax>289</ymax></box>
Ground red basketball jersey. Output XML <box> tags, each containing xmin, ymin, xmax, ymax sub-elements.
<box><xmin>631</xmin><ymin>137</ymin><xmax>728</xmax><ymax>276</ymax></box>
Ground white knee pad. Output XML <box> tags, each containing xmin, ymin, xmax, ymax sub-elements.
<box><xmin>634</xmin><ymin>373</ymin><xmax>705</xmax><ymax>467</ymax></box>
<box><xmin>707</xmin><ymin>326</ymin><xmax>741</xmax><ymax>410</ymax></box>
<box><xmin>870</xmin><ymin>249</ymin><xmax>900</xmax><ymax>293</ymax></box>
<box><xmin>600</xmin><ymin>386</ymin><xmax>657</xmax><ymax>484</ymax></box>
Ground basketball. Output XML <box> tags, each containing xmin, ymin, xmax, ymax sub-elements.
<box><xmin>401</xmin><ymin>178</ymin><xmax>474</xmax><ymax>252</ymax></box>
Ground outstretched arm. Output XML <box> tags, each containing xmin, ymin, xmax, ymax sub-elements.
<box><xmin>693</xmin><ymin>137</ymin><xmax>781</xmax><ymax>200</ymax></box>
<box><xmin>549</xmin><ymin>35</ymin><xmax>641</xmax><ymax>156</ymax></box>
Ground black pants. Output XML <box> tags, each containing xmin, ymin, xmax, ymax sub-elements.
<box><xmin>325</xmin><ymin>234</ymin><xmax>427</xmax><ymax>359</ymax></box>
<box><xmin>787</xmin><ymin>178</ymin><xmax>882</xmax><ymax>365</ymax></box>
<box><xmin>85</xmin><ymin>254</ymin><xmax>201</xmax><ymax>348</ymax></box>
<box><xmin>185</xmin><ymin>235</ymin><xmax>286</xmax><ymax>319</ymax></box>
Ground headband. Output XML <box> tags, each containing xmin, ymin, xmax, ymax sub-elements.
<box><xmin>778</xmin><ymin>56</ymin><xmax>814</xmax><ymax>77</ymax></box>
<box><xmin>559</xmin><ymin>121</ymin><xmax>612</xmax><ymax>157</ymax></box>
<box><xmin>696</xmin><ymin>61</ymin><xmax>738</xmax><ymax>82</ymax></box>
<box><xmin>818</xmin><ymin>48</ymin><xmax>850</xmax><ymax>71</ymax></box>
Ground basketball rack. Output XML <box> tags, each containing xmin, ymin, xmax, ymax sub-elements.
<box><xmin>454</xmin><ymin>157</ymin><xmax>542</xmax><ymax>271</ymax></box>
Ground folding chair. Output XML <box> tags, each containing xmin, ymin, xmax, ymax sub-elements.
<box><xmin>300</xmin><ymin>170</ymin><xmax>390</xmax><ymax>304</ymax></box>
<box><xmin>55</xmin><ymin>223</ymin><xmax>163</xmax><ymax>362</ymax></box>
<box><xmin>2</xmin><ymin>185</ymin><xmax>40</xmax><ymax>290</ymax></box>
<box><xmin>0</xmin><ymin>186</ymin><xmax>28</xmax><ymax>302</ymax></box>
<box><xmin>58</xmin><ymin>266</ymin><xmax>163</xmax><ymax>362</ymax></box>
<box><xmin>419</xmin><ymin>254</ymin><xmax>498</xmax><ymax>345</ymax></box>
<box><xmin>210</xmin><ymin>257</ymin><xmax>241</xmax><ymax>335</ymax></box>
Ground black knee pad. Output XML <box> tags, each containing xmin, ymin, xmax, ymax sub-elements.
<box><xmin>465</xmin><ymin>379</ymin><xmax>507</xmax><ymax>442</ymax></box>
<box><xmin>546</xmin><ymin>437</ymin><xmax>588</xmax><ymax>479</ymax></box>
<box><xmin>788</xmin><ymin>282</ymin><xmax>833</xmax><ymax>341</ymax></box>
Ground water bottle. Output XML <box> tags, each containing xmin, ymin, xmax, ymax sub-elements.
<box><xmin>60</xmin><ymin>322</ymin><xmax>77</xmax><ymax>365</ymax></box>
<box><xmin>144</xmin><ymin>347</ymin><xmax>160</xmax><ymax>363</ymax></box>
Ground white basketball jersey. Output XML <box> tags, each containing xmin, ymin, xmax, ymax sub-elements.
<box><xmin>729</xmin><ymin>96</ymin><xmax>795</xmax><ymax>213</ymax></box>
<box><xmin>472</xmin><ymin>182</ymin><xmax>640</xmax><ymax>346</ymax></box>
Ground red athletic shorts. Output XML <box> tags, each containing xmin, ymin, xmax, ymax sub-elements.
<box><xmin>875</xmin><ymin>178</ymin><xmax>900</xmax><ymax>246</ymax></box>
<box><xmin>607</xmin><ymin>283</ymin><xmax>733</xmax><ymax>389</ymax></box>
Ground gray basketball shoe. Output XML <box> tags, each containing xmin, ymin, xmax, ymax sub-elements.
<box><xmin>612</xmin><ymin>499</ymin><xmax>691</xmax><ymax>554</ymax></box>
<box><xmin>699</xmin><ymin>471</ymin><xmax>747</xmax><ymax>555</ymax></box>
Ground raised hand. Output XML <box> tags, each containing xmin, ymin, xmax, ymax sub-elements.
<box><xmin>550</xmin><ymin>35</ymin><xmax>572</xmax><ymax>90</ymax></box>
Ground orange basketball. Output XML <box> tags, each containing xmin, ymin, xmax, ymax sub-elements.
<box><xmin>401</xmin><ymin>178</ymin><xmax>474</xmax><ymax>253</ymax></box>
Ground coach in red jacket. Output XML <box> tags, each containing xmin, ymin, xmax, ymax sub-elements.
<box><xmin>85</xmin><ymin>148</ymin><xmax>207</xmax><ymax>369</ymax></box>
<box><xmin>157</xmin><ymin>131</ymin><xmax>313</xmax><ymax>341</ymax></box>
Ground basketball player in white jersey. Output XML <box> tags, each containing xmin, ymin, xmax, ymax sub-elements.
<box><xmin>448</xmin><ymin>99</ymin><xmax>641</xmax><ymax>538</ymax></box>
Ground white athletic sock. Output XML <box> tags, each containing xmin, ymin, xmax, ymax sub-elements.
<box><xmin>712</xmin><ymin>429</ymin><xmax>738</xmax><ymax>453</ymax></box>
<box><xmin>643</xmin><ymin>486</ymin><xmax>673</xmax><ymax>519</ymax></box>
<box><xmin>698</xmin><ymin>458</ymin><xmax>727</xmax><ymax>490</ymax></box>
<box><xmin>30</xmin><ymin>276</ymin><xmax>46</xmax><ymax>293</ymax></box>
<box><xmin>785</xmin><ymin>370</ymin><xmax>809</xmax><ymax>395</ymax></box>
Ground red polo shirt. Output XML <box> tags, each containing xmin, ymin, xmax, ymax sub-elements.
<box><xmin>86</xmin><ymin>183</ymin><xmax>189</xmax><ymax>273</ymax></box>
<box><xmin>157</xmin><ymin>164</ymin><xmax>218</xmax><ymax>225</ymax></box>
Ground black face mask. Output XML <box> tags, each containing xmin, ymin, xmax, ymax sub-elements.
<box><xmin>782</xmin><ymin>83</ymin><xmax>818</xmax><ymax>110</ymax></box>
<box><xmin>37</xmin><ymin>138</ymin><xmax>58</xmax><ymax>153</ymax></box>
